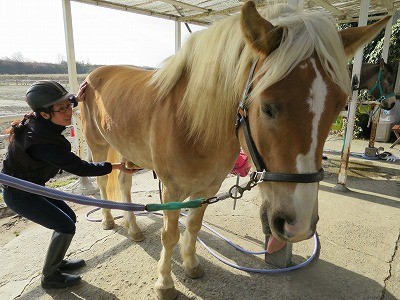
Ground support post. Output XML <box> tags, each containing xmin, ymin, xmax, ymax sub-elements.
<box><xmin>381</xmin><ymin>16</ymin><xmax>393</xmax><ymax>61</ymax></box>
<box><xmin>335</xmin><ymin>0</ymin><xmax>370</xmax><ymax>192</ymax></box>
<box><xmin>62</xmin><ymin>0</ymin><xmax>97</xmax><ymax>195</ymax></box>
<box><xmin>367</xmin><ymin>107</ymin><xmax>381</xmax><ymax>150</ymax></box>
<box><xmin>366</xmin><ymin>15</ymin><xmax>393</xmax><ymax>150</ymax></box>
<box><xmin>396</xmin><ymin>63</ymin><xmax>400</xmax><ymax>96</ymax></box>
<box><xmin>175</xmin><ymin>21</ymin><xmax>182</xmax><ymax>52</ymax></box>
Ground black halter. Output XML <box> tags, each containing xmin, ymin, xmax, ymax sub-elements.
<box><xmin>235</xmin><ymin>60</ymin><xmax>324</xmax><ymax>184</ymax></box>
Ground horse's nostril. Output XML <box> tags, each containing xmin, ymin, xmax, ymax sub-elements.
<box><xmin>272</xmin><ymin>216</ymin><xmax>286</xmax><ymax>237</ymax></box>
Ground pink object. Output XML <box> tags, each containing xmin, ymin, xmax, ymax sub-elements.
<box><xmin>266</xmin><ymin>234</ymin><xmax>286</xmax><ymax>254</ymax></box>
<box><xmin>70</xmin><ymin>127</ymin><xmax>75</xmax><ymax>137</ymax></box>
<box><xmin>231</xmin><ymin>150</ymin><xmax>251</xmax><ymax>177</ymax></box>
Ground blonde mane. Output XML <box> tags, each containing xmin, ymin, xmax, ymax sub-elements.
<box><xmin>150</xmin><ymin>4</ymin><xmax>350</xmax><ymax>146</ymax></box>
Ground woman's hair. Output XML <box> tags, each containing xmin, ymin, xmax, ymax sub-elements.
<box><xmin>4</xmin><ymin>112</ymin><xmax>38</xmax><ymax>142</ymax></box>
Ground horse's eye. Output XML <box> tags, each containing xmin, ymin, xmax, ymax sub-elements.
<box><xmin>262</xmin><ymin>104</ymin><xmax>275</xmax><ymax>118</ymax></box>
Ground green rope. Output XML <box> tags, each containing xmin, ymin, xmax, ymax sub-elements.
<box><xmin>146</xmin><ymin>198</ymin><xmax>204</xmax><ymax>212</ymax></box>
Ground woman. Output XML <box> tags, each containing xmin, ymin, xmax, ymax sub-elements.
<box><xmin>1</xmin><ymin>80</ymin><xmax>137</xmax><ymax>289</ymax></box>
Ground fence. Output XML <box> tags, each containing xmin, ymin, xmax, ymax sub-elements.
<box><xmin>0</xmin><ymin>79</ymin><xmax>71</xmax><ymax>86</ymax></box>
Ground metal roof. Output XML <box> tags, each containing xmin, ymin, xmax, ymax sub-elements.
<box><xmin>72</xmin><ymin>0</ymin><xmax>400</xmax><ymax>26</ymax></box>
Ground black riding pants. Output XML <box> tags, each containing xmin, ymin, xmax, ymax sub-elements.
<box><xmin>2</xmin><ymin>188</ymin><xmax>76</xmax><ymax>234</ymax></box>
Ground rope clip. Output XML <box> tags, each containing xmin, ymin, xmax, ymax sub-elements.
<box><xmin>228</xmin><ymin>179</ymin><xmax>257</xmax><ymax>199</ymax></box>
<box><xmin>201</xmin><ymin>196</ymin><xmax>220</xmax><ymax>205</ymax></box>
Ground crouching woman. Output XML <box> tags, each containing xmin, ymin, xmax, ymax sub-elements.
<box><xmin>1</xmin><ymin>80</ymin><xmax>137</xmax><ymax>289</ymax></box>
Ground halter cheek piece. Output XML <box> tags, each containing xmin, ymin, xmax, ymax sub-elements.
<box><xmin>235</xmin><ymin>60</ymin><xmax>324</xmax><ymax>184</ymax></box>
<box><xmin>368</xmin><ymin>68</ymin><xmax>395</xmax><ymax>102</ymax></box>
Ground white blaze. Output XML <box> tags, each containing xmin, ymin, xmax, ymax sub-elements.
<box><xmin>290</xmin><ymin>59</ymin><xmax>327</xmax><ymax>236</ymax></box>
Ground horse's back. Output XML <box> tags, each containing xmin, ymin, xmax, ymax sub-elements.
<box><xmin>87</xmin><ymin>65</ymin><xmax>154</xmax><ymax>98</ymax></box>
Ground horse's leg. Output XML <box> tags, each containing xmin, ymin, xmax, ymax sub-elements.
<box><xmin>180</xmin><ymin>189</ymin><xmax>219</xmax><ymax>279</ymax></box>
<box><xmin>89</xmin><ymin>146</ymin><xmax>115</xmax><ymax>230</ymax></box>
<box><xmin>118</xmin><ymin>166</ymin><xmax>145</xmax><ymax>242</ymax></box>
<box><xmin>180</xmin><ymin>203</ymin><xmax>207</xmax><ymax>279</ymax></box>
<box><xmin>155</xmin><ymin>187</ymin><xmax>182</xmax><ymax>300</ymax></box>
<box><xmin>98</xmin><ymin>177</ymin><xmax>116</xmax><ymax>230</ymax></box>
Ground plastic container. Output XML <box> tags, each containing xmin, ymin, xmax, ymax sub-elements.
<box><xmin>375</xmin><ymin>121</ymin><xmax>392</xmax><ymax>142</ymax></box>
<box><xmin>379</xmin><ymin>101</ymin><xmax>400</xmax><ymax>123</ymax></box>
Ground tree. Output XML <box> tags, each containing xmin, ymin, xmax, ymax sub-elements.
<box><xmin>11</xmin><ymin>52</ymin><xmax>26</xmax><ymax>62</ymax></box>
<box><xmin>364</xmin><ymin>18</ymin><xmax>400</xmax><ymax>64</ymax></box>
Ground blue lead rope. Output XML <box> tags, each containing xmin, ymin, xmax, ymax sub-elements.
<box><xmin>0</xmin><ymin>173</ymin><xmax>206</xmax><ymax>211</ymax></box>
<box><xmin>0</xmin><ymin>173</ymin><xmax>146</xmax><ymax>211</ymax></box>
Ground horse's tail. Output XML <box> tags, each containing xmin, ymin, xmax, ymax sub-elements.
<box><xmin>106</xmin><ymin>147</ymin><xmax>121</xmax><ymax>202</ymax></box>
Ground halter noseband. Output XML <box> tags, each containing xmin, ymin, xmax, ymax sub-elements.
<box><xmin>235</xmin><ymin>60</ymin><xmax>324</xmax><ymax>184</ymax></box>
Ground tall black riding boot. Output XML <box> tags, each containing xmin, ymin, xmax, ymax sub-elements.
<box><xmin>41</xmin><ymin>232</ymin><xmax>82</xmax><ymax>289</ymax></box>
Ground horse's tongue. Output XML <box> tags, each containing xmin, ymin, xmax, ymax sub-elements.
<box><xmin>267</xmin><ymin>235</ymin><xmax>286</xmax><ymax>254</ymax></box>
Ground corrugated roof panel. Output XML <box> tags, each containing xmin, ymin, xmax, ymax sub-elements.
<box><xmin>72</xmin><ymin>0</ymin><xmax>400</xmax><ymax>26</ymax></box>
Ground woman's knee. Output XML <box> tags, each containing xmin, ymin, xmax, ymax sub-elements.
<box><xmin>57</xmin><ymin>221</ymin><xmax>76</xmax><ymax>234</ymax></box>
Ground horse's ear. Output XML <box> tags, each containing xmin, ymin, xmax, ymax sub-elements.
<box><xmin>379</xmin><ymin>57</ymin><xmax>385</xmax><ymax>68</ymax></box>
<box><xmin>241</xmin><ymin>1</ymin><xmax>283</xmax><ymax>56</ymax></box>
<box><xmin>339</xmin><ymin>16</ymin><xmax>391</xmax><ymax>58</ymax></box>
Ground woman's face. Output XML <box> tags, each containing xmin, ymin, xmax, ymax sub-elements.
<box><xmin>49</xmin><ymin>99</ymin><xmax>73</xmax><ymax>126</ymax></box>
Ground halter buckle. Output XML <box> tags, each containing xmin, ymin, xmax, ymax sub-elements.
<box><xmin>250</xmin><ymin>171</ymin><xmax>267</xmax><ymax>184</ymax></box>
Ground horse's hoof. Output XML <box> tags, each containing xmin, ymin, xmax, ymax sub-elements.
<box><xmin>129</xmin><ymin>231</ymin><xmax>145</xmax><ymax>242</ymax></box>
<box><xmin>102</xmin><ymin>220</ymin><xmax>115</xmax><ymax>230</ymax></box>
<box><xmin>184</xmin><ymin>265</ymin><xmax>204</xmax><ymax>279</ymax></box>
<box><xmin>155</xmin><ymin>287</ymin><xmax>178</xmax><ymax>300</ymax></box>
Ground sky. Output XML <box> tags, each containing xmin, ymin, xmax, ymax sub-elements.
<box><xmin>0</xmin><ymin>0</ymin><xmax>204</xmax><ymax>68</ymax></box>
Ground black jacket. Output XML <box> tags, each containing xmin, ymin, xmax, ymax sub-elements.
<box><xmin>2</xmin><ymin>116</ymin><xmax>112</xmax><ymax>185</ymax></box>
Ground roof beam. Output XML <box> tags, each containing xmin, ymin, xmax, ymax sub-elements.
<box><xmin>72</xmin><ymin>0</ymin><xmax>176</xmax><ymax>19</ymax></box>
<box><xmin>71</xmin><ymin>0</ymin><xmax>211</xmax><ymax>26</ymax></box>
<box><xmin>180</xmin><ymin>4</ymin><xmax>242</xmax><ymax>23</ymax></box>
<box><xmin>157</xmin><ymin>0</ymin><xmax>210</xmax><ymax>13</ymax></box>
<box><xmin>310</xmin><ymin>0</ymin><xmax>347</xmax><ymax>19</ymax></box>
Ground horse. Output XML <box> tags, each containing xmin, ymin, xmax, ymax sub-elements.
<box><xmin>80</xmin><ymin>2</ymin><xmax>390</xmax><ymax>299</ymax></box>
<box><xmin>350</xmin><ymin>59</ymin><xmax>397</xmax><ymax>110</ymax></box>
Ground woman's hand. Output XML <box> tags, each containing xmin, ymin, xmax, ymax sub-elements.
<box><xmin>112</xmin><ymin>162</ymin><xmax>140</xmax><ymax>174</ymax></box>
<box><xmin>75</xmin><ymin>81</ymin><xmax>88</xmax><ymax>102</ymax></box>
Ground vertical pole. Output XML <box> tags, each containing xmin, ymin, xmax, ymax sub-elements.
<box><xmin>335</xmin><ymin>0</ymin><xmax>370</xmax><ymax>192</ymax></box>
<box><xmin>368</xmin><ymin>107</ymin><xmax>381</xmax><ymax>148</ymax></box>
<box><xmin>396</xmin><ymin>63</ymin><xmax>400</xmax><ymax>95</ymax></box>
<box><xmin>62</xmin><ymin>0</ymin><xmax>96</xmax><ymax>195</ymax></box>
<box><xmin>62</xmin><ymin>0</ymin><xmax>78</xmax><ymax>93</ymax></box>
<box><xmin>233</xmin><ymin>174</ymin><xmax>239</xmax><ymax>210</ymax></box>
<box><xmin>175</xmin><ymin>21</ymin><xmax>182</xmax><ymax>52</ymax></box>
<box><xmin>381</xmin><ymin>16</ymin><xmax>393</xmax><ymax>61</ymax></box>
<box><xmin>367</xmin><ymin>16</ymin><xmax>393</xmax><ymax>150</ymax></box>
<box><xmin>62</xmin><ymin>0</ymin><xmax>81</xmax><ymax>156</ymax></box>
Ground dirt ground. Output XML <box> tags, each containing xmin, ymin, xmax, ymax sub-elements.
<box><xmin>0</xmin><ymin>139</ymin><xmax>399</xmax><ymax>300</ymax></box>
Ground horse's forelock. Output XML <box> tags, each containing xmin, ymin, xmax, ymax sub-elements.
<box><xmin>252</xmin><ymin>9</ymin><xmax>351</xmax><ymax>99</ymax></box>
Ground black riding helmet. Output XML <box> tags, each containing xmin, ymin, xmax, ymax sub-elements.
<box><xmin>26</xmin><ymin>80</ymin><xmax>77</xmax><ymax>111</ymax></box>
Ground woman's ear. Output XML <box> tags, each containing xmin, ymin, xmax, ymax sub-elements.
<box><xmin>40</xmin><ymin>111</ymin><xmax>51</xmax><ymax>120</ymax></box>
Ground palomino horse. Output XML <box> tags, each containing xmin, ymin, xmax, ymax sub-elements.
<box><xmin>80</xmin><ymin>2</ymin><xmax>390</xmax><ymax>299</ymax></box>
